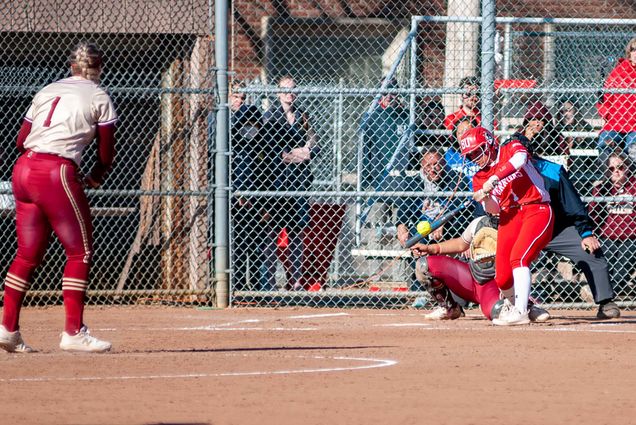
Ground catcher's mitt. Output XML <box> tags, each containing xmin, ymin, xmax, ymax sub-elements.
<box><xmin>470</xmin><ymin>226</ymin><xmax>497</xmax><ymax>262</ymax></box>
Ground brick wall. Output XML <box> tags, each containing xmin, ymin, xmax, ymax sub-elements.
<box><xmin>231</xmin><ymin>0</ymin><xmax>636</xmax><ymax>83</ymax></box>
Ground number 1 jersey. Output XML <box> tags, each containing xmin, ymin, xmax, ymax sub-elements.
<box><xmin>23</xmin><ymin>76</ymin><xmax>117</xmax><ymax>165</ymax></box>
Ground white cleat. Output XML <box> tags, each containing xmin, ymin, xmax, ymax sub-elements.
<box><xmin>492</xmin><ymin>299</ymin><xmax>530</xmax><ymax>326</ymax></box>
<box><xmin>0</xmin><ymin>325</ymin><xmax>34</xmax><ymax>353</ymax></box>
<box><xmin>529</xmin><ymin>304</ymin><xmax>550</xmax><ymax>323</ymax></box>
<box><xmin>60</xmin><ymin>326</ymin><xmax>112</xmax><ymax>353</ymax></box>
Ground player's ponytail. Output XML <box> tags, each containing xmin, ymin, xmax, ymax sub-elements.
<box><xmin>70</xmin><ymin>42</ymin><xmax>103</xmax><ymax>83</ymax></box>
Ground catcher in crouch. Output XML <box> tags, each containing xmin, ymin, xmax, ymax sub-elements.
<box><xmin>410</xmin><ymin>214</ymin><xmax>550</xmax><ymax>323</ymax></box>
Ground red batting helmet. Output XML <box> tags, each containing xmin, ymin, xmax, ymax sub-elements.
<box><xmin>459</xmin><ymin>126</ymin><xmax>496</xmax><ymax>157</ymax></box>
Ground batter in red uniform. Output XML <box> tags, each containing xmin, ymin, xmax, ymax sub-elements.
<box><xmin>0</xmin><ymin>43</ymin><xmax>117</xmax><ymax>352</ymax></box>
<box><xmin>459</xmin><ymin>127</ymin><xmax>553</xmax><ymax>325</ymax></box>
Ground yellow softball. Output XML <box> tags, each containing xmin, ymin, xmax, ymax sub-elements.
<box><xmin>416</xmin><ymin>221</ymin><xmax>432</xmax><ymax>236</ymax></box>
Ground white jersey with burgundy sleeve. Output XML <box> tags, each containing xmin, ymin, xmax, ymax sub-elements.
<box><xmin>23</xmin><ymin>76</ymin><xmax>117</xmax><ymax>165</ymax></box>
<box><xmin>472</xmin><ymin>140</ymin><xmax>550</xmax><ymax>211</ymax></box>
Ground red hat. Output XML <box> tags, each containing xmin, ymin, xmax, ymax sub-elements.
<box><xmin>524</xmin><ymin>101</ymin><xmax>552</xmax><ymax>123</ymax></box>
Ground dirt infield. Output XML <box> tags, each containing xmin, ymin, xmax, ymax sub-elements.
<box><xmin>0</xmin><ymin>306</ymin><xmax>634</xmax><ymax>425</ymax></box>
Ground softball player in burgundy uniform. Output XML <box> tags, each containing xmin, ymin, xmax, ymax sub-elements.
<box><xmin>459</xmin><ymin>127</ymin><xmax>553</xmax><ymax>326</ymax></box>
<box><xmin>0</xmin><ymin>43</ymin><xmax>116</xmax><ymax>352</ymax></box>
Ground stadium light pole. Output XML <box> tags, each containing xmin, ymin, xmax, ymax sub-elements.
<box><xmin>214</xmin><ymin>0</ymin><xmax>230</xmax><ymax>307</ymax></box>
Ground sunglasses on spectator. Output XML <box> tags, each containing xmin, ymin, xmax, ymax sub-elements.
<box><xmin>609</xmin><ymin>165</ymin><xmax>625</xmax><ymax>172</ymax></box>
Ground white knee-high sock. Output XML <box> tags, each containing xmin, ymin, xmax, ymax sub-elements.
<box><xmin>512</xmin><ymin>267</ymin><xmax>531</xmax><ymax>313</ymax></box>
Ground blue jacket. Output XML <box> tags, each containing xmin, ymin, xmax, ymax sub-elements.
<box><xmin>360</xmin><ymin>105</ymin><xmax>411</xmax><ymax>189</ymax></box>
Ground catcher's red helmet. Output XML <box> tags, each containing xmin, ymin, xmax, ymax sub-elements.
<box><xmin>459</xmin><ymin>126</ymin><xmax>496</xmax><ymax>157</ymax></box>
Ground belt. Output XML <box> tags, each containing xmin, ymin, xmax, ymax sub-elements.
<box><xmin>25</xmin><ymin>150</ymin><xmax>75</xmax><ymax>165</ymax></box>
<box><xmin>506</xmin><ymin>200</ymin><xmax>550</xmax><ymax>211</ymax></box>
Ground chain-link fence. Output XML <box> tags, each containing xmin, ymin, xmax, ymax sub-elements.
<box><xmin>1</xmin><ymin>1</ymin><xmax>635</xmax><ymax>312</ymax></box>
<box><xmin>0</xmin><ymin>3</ymin><xmax>216</xmax><ymax>306</ymax></box>
<box><xmin>230</xmin><ymin>0</ymin><xmax>636</xmax><ymax>310</ymax></box>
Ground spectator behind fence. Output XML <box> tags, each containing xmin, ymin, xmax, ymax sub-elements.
<box><xmin>522</xmin><ymin>100</ymin><xmax>565</xmax><ymax>157</ymax></box>
<box><xmin>260</xmin><ymin>75</ymin><xmax>318</xmax><ymax>291</ymax></box>
<box><xmin>443</xmin><ymin>77</ymin><xmax>489</xmax><ymax>191</ymax></box>
<box><xmin>360</xmin><ymin>77</ymin><xmax>410</xmax><ymax>190</ymax></box>
<box><xmin>359</xmin><ymin>77</ymin><xmax>411</xmax><ymax>232</ymax></box>
<box><xmin>590</xmin><ymin>150</ymin><xmax>636</xmax><ymax>296</ymax></box>
<box><xmin>414</xmin><ymin>98</ymin><xmax>446</xmax><ymax>168</ymax></box>
<box><xmin>596</xmin><ymin>37</ymin><xmax>636</xmax><ymax>156</ymax></box>
<box><xmin>396</xmin><ymin>148</ymin><xmax>469</xmax><ymax>246</ymax></box>
<box><xmin>444</xmin><ymin>76</ymin><xmax>482</xmax><ymax>132</ymax></box>
<box><xmin>230</xmin><ymin>81</ymin><xmax>264</xmax><ymax>291</ymax></box>
<box><xmin>556</xmin><ymin>99</ymin><xmax>596</xmax><ymax>151</ymax></box>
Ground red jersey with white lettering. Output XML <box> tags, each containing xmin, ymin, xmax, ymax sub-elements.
<box><xmin>23</xmin><ymin>76</ymin><xmax>117</xmax><ymax>165</ymax></box>
<box><xmin>472</xmin><ymin>140</ymin><xmax>550</xmax><ymax>211</ymax></box>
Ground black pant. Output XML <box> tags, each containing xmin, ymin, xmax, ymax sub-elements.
<box><xmin>544</xmin><ymin>226</ymin><xmax>615</xmax><ymax>304</ymax></box>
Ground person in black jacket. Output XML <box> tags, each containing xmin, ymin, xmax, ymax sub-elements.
<box><xmin>230</xmin><ymin>84</ymin><xmax>264</xmax><ymax>291</ymax></box>
<box><xmin>505</xmin><ymin>131</ymin><xmax>620</xmax><ymax>319</ymax></box>
<box><xmin>260</xmin><ymin>75</ymin><xmax>319</xmax><ymax>291</ymax></box>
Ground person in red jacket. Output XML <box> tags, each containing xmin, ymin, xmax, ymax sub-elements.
<box><xmin>444</xmin><ymin>76</ymin><xmax>483</xmax><ymax>132</ymax></box>
<box><xmin>590</xmin><ymin>149</ymin><xmax>636</xmax><ymax>296</ymax></box>
<box><xmin>459</xmin><ymin>127</ymin><xmax>554</xmax><ymax>325</ymax></box>
<box><xmin>596</xmin><ymin>37</ymin><xmax>636</xmax><ymax>154</ymax></box>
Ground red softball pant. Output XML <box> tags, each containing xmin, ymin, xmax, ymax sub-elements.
<box><xmin>426</xmin><ymin>256</ymin><xmax>501</xmax><ymax>320</ymax></box>
<box><xmin>495</xmin><ymin>202</ymin><xmax>554</xmax><ymax>290</ymax></box>
<box><xmin>10</xmin><ymin>151</ymin><xmax>93</xmax><ymax>288</ymax></box>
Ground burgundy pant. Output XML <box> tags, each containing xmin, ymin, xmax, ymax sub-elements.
<box><xmin>3</xmin><ymin>151</ymin><xmax>92</xmax><ymax>332</ymax></box>
<box><xmin>11</xmin><ymin>150</ymin><xmax>93</xmax><ymax>283</ymax></box>
<box><xmin>426</xmin><ymin>256</ymin><xmax>501</xmax><ymax>320</ymax></box>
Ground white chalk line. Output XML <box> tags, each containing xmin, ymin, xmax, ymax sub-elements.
<box><xmin>155</xmin><ymin>326</ymin><xmax>317</xmax><ymax>331</ymax></box>
<box><xmin>84</xmin><ymin>313</ymin><xmax>347</xmax><ymax>332</ymax></box>
<box><xmin>402</xmin><ymin>323</ymin><xmax>636</xmax><ymax>334</ymax></box>
<box><xmin>0</xmin><ymin>355</ymin><xmax>397</xmax><ymax>383</ymax></box>
<box><xmin>374</xmin><ymin>323</ymin><xmax>433</xmax><ymax>327</ymax></box>
<box><xmin>287</xmin><ymin>312</ymin><xmax>350</xmax><ymax>319</ymax></box>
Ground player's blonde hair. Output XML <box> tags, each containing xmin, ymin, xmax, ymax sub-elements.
<box><xmin>69</xmin><ymin>42</ymin><xmax>103</xmax><ymax>83</ymax></box>
<box><xmin>625</xmin><ymin>37</ymin><xmax>636</xmax><ymax>58</ymax></box>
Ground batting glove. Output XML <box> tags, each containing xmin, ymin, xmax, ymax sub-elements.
<box><xmin>482</xmin><ymin>175</ymin><xmax>500</xmax><ymax>194</ymax></box>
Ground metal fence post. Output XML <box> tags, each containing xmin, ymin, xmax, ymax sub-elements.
<box><xmin>480</xmin><ymin>0</ymin><xmax>497</xmax><ymax>131</ymax></box>
<box><xmin>214</xmin><ymin>0</ymin><xmax>230</xmax><ymax>308</ymax></box>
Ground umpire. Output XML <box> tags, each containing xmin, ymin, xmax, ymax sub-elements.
<box><xmin>505</xmin><ymin>131</ymin><xmax>620</xmax><ymax>319</ymax></box>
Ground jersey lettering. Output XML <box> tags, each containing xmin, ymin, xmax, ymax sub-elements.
<box><xmin>43</xmin><ymin>96</ymin><xmax>61</xmax><ymax>127</ymax></box>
